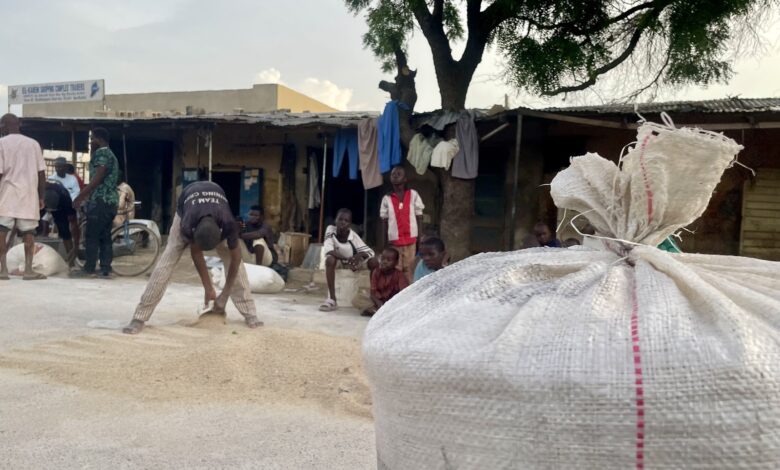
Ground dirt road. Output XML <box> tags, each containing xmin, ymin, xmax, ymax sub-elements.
<box><xmin>0</xmin><ymin>275</ymin><xmax>376</xmax><ymax>469</ymax></box>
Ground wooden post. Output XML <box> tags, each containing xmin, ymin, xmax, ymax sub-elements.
<box><xmin>508</xmin><ymin>112</ymin><xmax>523</xmax><ymax>250</ymax></box>
<box><xmin>318</xmin><ymin>135</ymin><xmax>328</xmax><ymax>243</ymax></box>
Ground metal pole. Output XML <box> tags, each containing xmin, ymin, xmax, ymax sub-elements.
<box><xmin>318</xmin><ymin>135</ymin><xmax>328</xmax><ymax>243</ymax></box>
<box><xmin>70</xmin><ymin>128</ymin><xmax>77</xmax><ymax>165</ymax></box>
<box><xmin>208</xmin><ymin>129</ymin><xmax>213</xmax><ymax>182</ymax></box>
<box><xmin>122</xmin><ymin>132</ymin><xmax>128</xmax><ymax>180</ymax></box>
<box><xmin>508</xmin><ymin>112</ymin><xmax>523</xmax><ymax>251</ymax></box>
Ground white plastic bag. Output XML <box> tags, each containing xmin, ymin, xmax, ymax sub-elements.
<box><xmin>364</xmin><ymin>121</ymin><xmax>780</xmax><ymax>469</ymax></box>
<box><xmin>6</xmin><ymin>242</ymin><xmax>67</xmax><ymax>276</ymax></box>
<box><xmin>210</xmin><ymin>262</ymin><xmax>284</xmax><ymax>294</ymax></box>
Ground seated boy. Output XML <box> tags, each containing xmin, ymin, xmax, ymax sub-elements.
<box><xmin>533</xmin><ymin>221</ymin><xmax>562</xmax><ymax>248</ymax></box>
<box><xmin>413</xmin><ymin>236</ymin><xmax>446</xmax><ymax>282</ymax></box>
<box><xmin>362</xmin><ymin>247</ymin><xmax>408</xmax><ymax>317</ymax></box>
<box><xmin>319</xmin><ymin>208</ymin><xmax>377</xmax><ymax>312</ymax></box>
<box><xmin>239</xmin><ymin>205</ymin><xmax>277</xmax><ymax>266</ymax></box>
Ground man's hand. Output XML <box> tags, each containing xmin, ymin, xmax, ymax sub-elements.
<box><xmin>348</xmin><ymin>254</ymin><xmax>362</xmax><ymax>271</ymax></box>
<box><xmin>72</xmin><ymin>194</ymin><xmax>85</xmax><ymax>210</ymax></box>
<box><xmin>204</xmin><ymin>286</ymin><xmax>217</xmax><ymax>307</ymax></box>
<box><xmin>214</xmin><ymin>290</ymin><xmax>230</xmax><ymax>313</ymax></box>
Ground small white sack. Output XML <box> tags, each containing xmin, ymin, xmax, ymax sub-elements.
<box><xmin>210</xmin><ymin>262</ymin><xmax>284</xmax><ymax>294</ymax></box>
<box><xmin>7</xmin><ymin>242</ymin><xmax>67</xmax><ymax>276</ymax></box>
<box><xmin>364</xmin><ymin>122</ymin><xmax>780</xmax><ymax>469</ymax></box>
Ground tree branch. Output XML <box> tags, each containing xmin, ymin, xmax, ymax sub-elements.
<box><xmin>479</xmin><ymin>0</ymin><xmax>519</xmax><ymax>33</ymax></box>
<box><xmin>432</xmin><ymin>0</ymin><xmax>444</xmax><ymax>20</ymax></box>
<box><xmin>542</xmin><ymin>14</ymin><xmax>657</xmax><ymax>96</ymax></box>
<box><xmin>459</xmin><ymin>0</ymin><xmax>488</xmax><ymax>73</ymax></box>
<box><xmin>409</xmin><ymin>0</ymin><xmax>454</xmax><ymax>62</ymax></box>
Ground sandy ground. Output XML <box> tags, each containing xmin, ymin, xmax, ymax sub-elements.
<box><xmin>0</xmin><ymin>260</ymin><xmax>377</xmax><ymax>469</ymax></box>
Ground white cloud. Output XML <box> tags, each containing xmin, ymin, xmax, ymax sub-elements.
<box><xmin>299</xmin><ymin>77</ymin><xmax>353</xmax><ymax>111</ymax></box>
<box><xmin>254</xmin><ymin>68</ymin><xmax>354</xmax><ymax>110</ymax></box>
<box><xmin>254</xmin><ymin>68</ymin><xmax>284</xmax><ymax>85</ymax></box>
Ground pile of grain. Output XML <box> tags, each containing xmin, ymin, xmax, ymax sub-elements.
<box><xmin>0</xmin><ymin>322</ymin><xmax>371</xmax><ymax>418</ymax></box>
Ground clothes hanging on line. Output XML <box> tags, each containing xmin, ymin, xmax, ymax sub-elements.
<box><xmin>407</xmin><ymin>133</ymin><xmax>441</xmax><ymax>175</ymax></box>
<box><xmin>332</xmin><ymin>128</ymin><xmax>359</xmax><ymax>180</ymax></box>
<box><xmin>430</xmin><ymin>139</ymin><xmax>460</xmax><ymax>171</ymax></box>
<box><xmin>358</xmin><ymin>118</ymin><xmax>383</xmax><ymax>189</ymax></box>
<box><xmin>451</xmin><ymin>111</ymin><xmax>479</xmax><ymax>179</ymax></box>
<box><xmin>378</xmin><ymin>101</ymin><xmax>409</xmax><ymax>173</ymax></box>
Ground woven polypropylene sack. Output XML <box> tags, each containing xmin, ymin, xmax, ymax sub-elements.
<box><xmin>363</xmin><ymin>122</ymin><xmax>780</xmax><ymax>469</ymax></box>
<box><xmin>6</xmin><ymin>242</ymin><xmax>67</xmax><ymax>276</ymax></box>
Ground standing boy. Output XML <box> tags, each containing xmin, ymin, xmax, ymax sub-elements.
<box><xmin>413</xmin><ymin>237</ymin><xmax>447</xmax><ymax>282</ymax></box>
<box><xmin>380</xmin><ymin>166</ymin><xmax>424</xmax><ymax>283</ymax></box>
<box><xmin>319</xmin><ymin>208</ymin><xmax>377</xmax><ymax>312</ymax></box>
<box><xmin>71</xmin><ymin>128</ymin><xmax>119</xmax><ymax>278</ymax></box>
<box><xmin>363</xmin><ymin>247</ymin><xmax>408</xmax><ymax>317</ymax></box>
<box><xmin>0</xmin><ymin>113</ymin><xmax>47</xmax><ymax>280</ymax></box>
<box><xmin>123</xmin><ymin>181</ymin><xmax>261</xmax><ymax>334</ymax></box>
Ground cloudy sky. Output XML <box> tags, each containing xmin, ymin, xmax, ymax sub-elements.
<box><xmin>2</xmin><ymin>0</ymin><xmax>780</xmax><ymax>114</ymax></box>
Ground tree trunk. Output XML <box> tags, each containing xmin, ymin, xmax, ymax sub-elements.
<box><xmin>440</xmin><ymin>171</ymin><xmax>475</xmax><ymax>261</ymax></box>
<box><xmin>437</xmin><ymin>78</ymin><xmax>474</xmax><ymax>261</ymax></box>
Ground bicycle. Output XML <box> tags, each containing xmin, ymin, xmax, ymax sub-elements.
<box><xmin>75</xmin><ymin>201</ymin><xmax>162</xmax><ymax>276</ymax></box>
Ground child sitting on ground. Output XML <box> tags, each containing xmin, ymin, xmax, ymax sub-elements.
<box><xmin>363</xmin><ymin>247</ymin><xmax>408</xmax><ymax>317</ymax></box>
<box><xmin>413</xmin><ymin>236</ymin><xmax>446</xmax><ymax>282</ymax></box>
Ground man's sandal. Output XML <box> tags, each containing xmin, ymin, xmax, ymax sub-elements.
<box><xmin>318</xmin><ymin>298</ymin><xmax>338</xmax><ymax>312</ymax></box>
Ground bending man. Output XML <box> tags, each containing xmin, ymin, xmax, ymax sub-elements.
<box><xmin>123</xmin><ymin>181</ymin><xmax>262</xmax><ymax>334</ymax></box>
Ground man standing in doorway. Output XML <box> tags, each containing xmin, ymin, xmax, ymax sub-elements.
<box><xmin>123</xmin><ymin>181</ymin><xmax>262</xmax><ymax>334</ymax></box>
<box><xmin>380</xmin><ymin>166</ymin><xmax>424</xmax><ymax>283</ymax></box>
<box><xmin>49</xmin><ymin>156</ymin><xmax>81</xmax><ymax>202</ymax></box>
<box><xmin>71</xmin><ymin>128</ymin><xmax>119</xmax><ymax>278</ymax></box>
<box><xmin>0</xmin><ymin>113</ymin><xmax>47</xmax><ymax>280</ymax></box>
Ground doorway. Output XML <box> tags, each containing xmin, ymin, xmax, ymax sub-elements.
<box><xmin>211</xmin><ymin>171</ymin><xmax>242</xmax><ymax>216</ymax></box>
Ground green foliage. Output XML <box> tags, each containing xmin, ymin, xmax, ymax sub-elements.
<box><xmin>347</xmin><ymin>0</ymin><xmax>772</xmax><ymax>97</ymax></box>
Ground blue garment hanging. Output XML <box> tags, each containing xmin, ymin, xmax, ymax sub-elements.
<box><xmin>332</xmin><ymin>128</ymin><xmax>360</xmax><ymax>180</ymax></box>
<box><xmin>378</xmin><ymin>101</ymin><xmax>408</xmax><ymax>173</ymax></box>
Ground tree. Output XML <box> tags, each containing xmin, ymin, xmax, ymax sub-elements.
<box><xmin>347</xmin><ymin>0</ymin><xmax>772</xmax><ymax>259</ymax></box>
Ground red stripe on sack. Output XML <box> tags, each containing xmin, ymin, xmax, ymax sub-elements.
<box><xmin>637</xmin><ymin>134</ymin><xmax>655</xmax><ymax>223</ymax></box>
<box><xmin>630</xmin><ymin>282</ymin><xmax>646</xmax><ymax>470</ymax></box>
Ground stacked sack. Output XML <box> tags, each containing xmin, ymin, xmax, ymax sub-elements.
<box><xmin>363</xmin><ymin>120</ymin><xmax>780</xmax><ymax>469</ymax></box>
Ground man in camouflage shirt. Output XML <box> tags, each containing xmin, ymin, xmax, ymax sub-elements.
<box><xmin>71</xmin><ymin>127</ymin><xmax>119</xmax><ymax>278</ymax></box>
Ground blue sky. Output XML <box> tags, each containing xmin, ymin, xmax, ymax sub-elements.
<box><xmin>2</xmin><ymin>0</ymin><xmax>780</xmax><ymax>113</ymax></box>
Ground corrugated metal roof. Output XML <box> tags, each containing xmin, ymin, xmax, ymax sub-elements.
<box><xmin>21</xmin><ymin>111</ymin><xmax>380</xmax><ymax>128</ymax></box>
<box><xmin>541</xmin><ymin>97</ymin><xmax>780</xmax><ymax>115</ymax></box>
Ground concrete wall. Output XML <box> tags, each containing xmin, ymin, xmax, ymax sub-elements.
<box><xmin>23</xmin><ymin>84</ymin><xmax>336</xmax><ymax>117</ymax></box>
<box><xmin>174</xmin><ymin>126</ymin><xmax>328</xmax><ymax>234</ymax></box>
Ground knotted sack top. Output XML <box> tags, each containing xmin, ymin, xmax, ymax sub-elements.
<box><xmin>551</xmin><ymin>121</ymin><xmax>743</xmax><ymax>249</ymax></box>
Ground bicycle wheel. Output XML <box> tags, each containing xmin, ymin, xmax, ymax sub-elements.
<box><xmin>110</xmin><ymin>223</ymin><xmax>161</xmax><ymax>277</ymax></box>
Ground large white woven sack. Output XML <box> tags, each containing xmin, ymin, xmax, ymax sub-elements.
<box><xmin>363</xmin><ymin>122</ymin><xmax>780</xmax><ymax>469</ymax></box>
<box><xmin>210</xmin><ymin>263</ymin><xmax>284</xmax><ymax>294</ymax></box>
<box><xmin>7</xmin><ymin>242</ymin><xmax>68</xmax><ymax>276</ymax></box>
